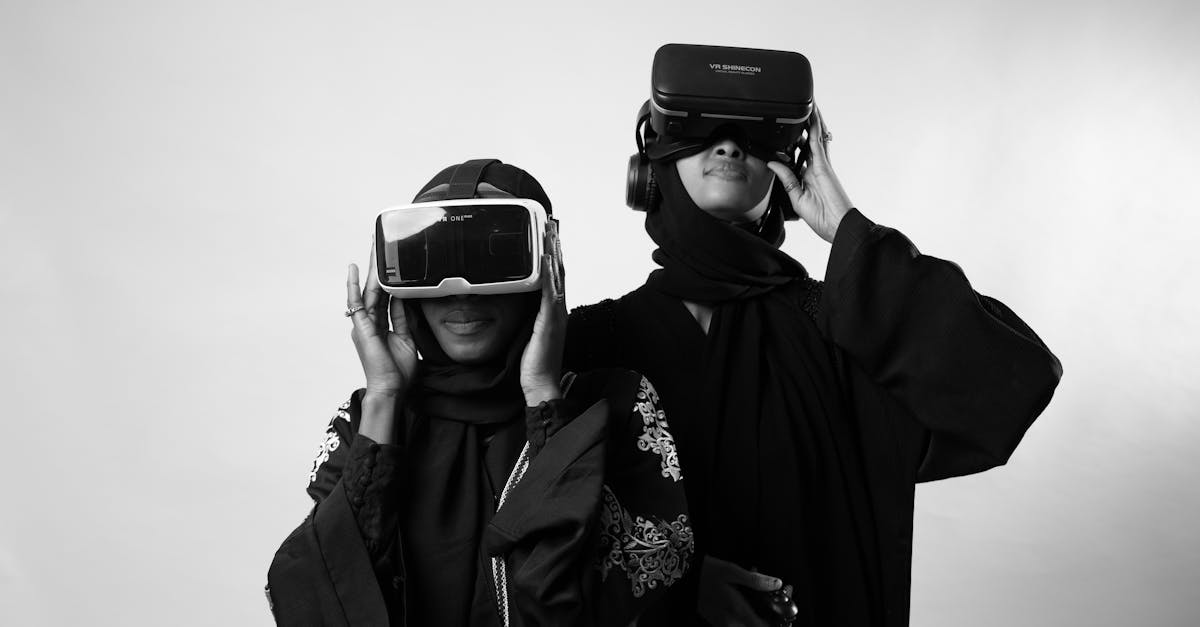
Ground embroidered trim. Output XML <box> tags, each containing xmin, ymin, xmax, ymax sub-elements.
<box><xmin>491</xmin><ymin>442</ymin><xmax>532</xmax><ymax>627</ymax></box>
<box><xmin>633</xmin><ymin>377</ymin><xmax>682</xmax><ymax>482</ymax></box>
<box><xmin>596</xmin><ymin>485</ymin><xmax>693</xmax><ymax>598</ymax></box>
<box><xmin>801</xmin><ymin>277</ymin><xmax>823</xmax><ymax>320</ymax></box>
<box><xmin>308</xmin><ymin>401</ymin><xmax>350</xmax><ymax>484</ymax></box>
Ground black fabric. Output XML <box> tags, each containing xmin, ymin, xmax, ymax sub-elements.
<box><xmin>391</xmin><ymin>162</ymin><xmax>543</xmax><ymax>625</ymax></box>
<box><xmin>565</xmin><ymin>206</ymin><xmax>1062</xmax><ymax>626</ymax></box>
<box><xmin>269</xmin><ymin>368</ymin><xmax>694</xmax><ymax>627</ymax></box>
<box><xmin>641</xmin><ymin>161</ymin><xmax>878</xmax><ymax>623</ymax></box>
<box><xmin>416</xmin><ymin>159</ymin><xmax>553</xmax><ymax>213</ymax></box>
<box><xmin>644</xmin><ymin>162</ymin><xmax>792</xmax><ymax>301</ymax></box>
<box><xmin>446</xmin><ymin>159</ymin><xmax>502</xmax><ymax>200</ymax></box>
<box><xmin>394</xmin><ymin>294</ymin><xmax>536</xmax><ymax>625</ymax></box>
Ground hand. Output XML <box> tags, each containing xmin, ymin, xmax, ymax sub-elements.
<box><xmin>768</xmin><ymin>104</ymin><xmax>854</xmax><ymax>244</ymax></box>
<box><xmin>697</xmin><ymin>554</ymin><xmax>783</xmax><ymax>627</ymax></box>
<box><xmin>519</xmin><ymin>221</ymin><xmax>566</xmax><ymax>406</ymax></box>
<box><xmin>346</xmin><ymin>248</ymin><xmax>418</xmax><ymax>401</ymax></box>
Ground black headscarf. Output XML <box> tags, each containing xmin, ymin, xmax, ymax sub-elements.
<box><xmin>396</xmin><ymin>160</ymin><xmax>548</xmax><ymax>624</ymax></box>
<box><xmin>645</xmin><ymin>160</ymin><xmax>882</xmax><ymax>624</ymax></box>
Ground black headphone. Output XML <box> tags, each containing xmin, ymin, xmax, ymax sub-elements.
<box><xmin>625</xmin><ymin>102</ymin><xmax>806</xmax><ymax>220</ymax></box>
<box><xmin>625</xmin><ymin>102</ymin><xmax>659</xmax><ymax>212</ymax></box>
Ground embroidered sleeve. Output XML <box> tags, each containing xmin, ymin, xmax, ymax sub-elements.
<box><xmin>633</xmin><ymin>377</ymin><xmax>682</xmax><ymax>482</ymax></box>
<box><xmin>306</xmin><ymin>397</ymin><xmax>356</xmax><ymax>504</ymax></box>
<box><xmin>341</xmin><ymin>435</ymin><xmax>404</xmax><ymax>560</ymax></box>
<box><xmin>591</xmin><ymin>373</ymin><xmax>694</xmax><ymax>610</ymax></box>
<box><xmin>596</xmin><ymin>485</ymin><xmax>694</xmax><ymax>598</ymax></box>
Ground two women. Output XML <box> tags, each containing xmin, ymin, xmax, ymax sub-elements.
<box><xmin>270</xmin><ymin>49</ymin><xmax>1062</xmax><ymax>627</ymax></box>
<box><xmin>268</xmin><ymin>161</ymin><xmax>692</xmax><ymax>626</ymax></box>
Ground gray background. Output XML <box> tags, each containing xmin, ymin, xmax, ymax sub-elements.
<box><xmin>2</xmin><ymin>0</ymin><xmax>1197</xmax><ymax>624</ymax></box>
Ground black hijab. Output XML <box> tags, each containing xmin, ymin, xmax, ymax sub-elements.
<box><xmin>396</xmin><ymin>160</ymin><xmax>548</xmax><ymax>624</ymax></box>
<box><xmin>645</xmin><ymin>160</ymin><xmax>882</xmax><ymax>624</ymax></box>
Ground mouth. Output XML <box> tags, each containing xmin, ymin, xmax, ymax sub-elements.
<box><xmin>704</xmin><ymin>163</ymin><xmax>748</xmax><ymax>181</ymax></box>
<box><xmin>441</xmin><ymin>310</ymin><xmax>495</xmax><ymax>335</ymax></box>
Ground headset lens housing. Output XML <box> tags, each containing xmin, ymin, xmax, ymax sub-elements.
<box><xmin>373</xmin><ymin>199</ymin><xmax>547</xmax><ymax>298</ymax></box>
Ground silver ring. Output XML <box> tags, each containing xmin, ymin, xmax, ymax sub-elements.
<box><xmin>783</xmin><ymin>179</ymin><xmax>803</xmax><ymax>193</ymax></box>
<box><xmin>821</xmin><ymin>131</ymin><xmax>833</xmax><ymax>143</ymax></box>
<box><xmin>344</xmin><ymin>305</ymin><xmax>365</xmax><ymax>317</ymax></box>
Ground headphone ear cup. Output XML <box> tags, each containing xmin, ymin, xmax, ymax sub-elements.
<box><xmin>644</xmin><ymin>164</ymin><xmax>659</xmax><ymax>212</ymax></box>
<box><xmin>626</xmin><ymin>153</ymin><xmax>655</xmax><ymax>212</ymax></box>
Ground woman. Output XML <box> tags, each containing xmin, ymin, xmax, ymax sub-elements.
<box><xmin>565</xmin><ymin>105</ymin><xmax>1063</xmax><ymax>627</ymax></box>
<box><xmin>268</xmin><ymin>160</ymin><xmax>693</xmax><ymax>626</ymax></box>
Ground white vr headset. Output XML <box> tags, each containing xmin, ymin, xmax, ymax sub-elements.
<box><xmin>373</xmin><ymin>197</ymin><xmax>551</xmax><ymax>299</ymax></box>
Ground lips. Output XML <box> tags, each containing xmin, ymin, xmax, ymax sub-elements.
<box><xmin>441</xmin><ymin>309</ymin><xmax>495</xmax><ymax>335</ymax></box>
<box><xmin>704</xmin><ymin>162</ymin><xmax>748</xmax><ymax>181</ymax></box>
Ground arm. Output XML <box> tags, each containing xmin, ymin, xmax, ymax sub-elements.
<box><xmin>266</xmin><ymin>394</ymin><xmax>401</xmax><ymax>626</ymax></box>
<box><xmin>771</xmin><ymin>106</ymin><xmax>1062</xmax><ymax>481</ymax></box>
<box><xmin>266</xmin><ymin>260</ymin><xmax>420</xmax><ymax>624</ymax></box>
<box><xmin>820</xmin><ymin>209</ymin><xmax>1062</xmax><ymax>480</ymax></box>
<box><xmin>591</xmin><ymin>374</ymin><xmax>694</xmax><ymax>625</ymax></box>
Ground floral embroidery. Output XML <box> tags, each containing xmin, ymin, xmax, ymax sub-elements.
<box><xmin>308</xmin><ymin>402</ymin><xmax>348</xmax><ymax>484</ymax></box>
<box><xmin>596</xmin><ymin>485</ymin><xmax>693</xmax><ymax>597</ymax></box>
<box><xmin>634</xmin><ymin>377</ymin><xmax>682</xmax><ymax>482</ymax></box>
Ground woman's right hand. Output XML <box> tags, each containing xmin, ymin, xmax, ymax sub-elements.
<box><xmin>346</xmin><ymin>251</ymin><xmax>418</xmax><ymax>401</ymax></box>
<box><xmin>697</xmin><ymin>554</ymin><xmax>784</xmax><ymax>627</ymax></box>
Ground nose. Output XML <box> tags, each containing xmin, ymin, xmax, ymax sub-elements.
<box><xmin>709</xmin><ymin>137</ymin><xmax>746</xmax><ymax>159</ymax></box>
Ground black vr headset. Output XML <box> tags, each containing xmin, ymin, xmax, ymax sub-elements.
<box><xmin>626</xmin><ymin>43</ymin><xmax>815</xmax><ymax>219</ymax></box>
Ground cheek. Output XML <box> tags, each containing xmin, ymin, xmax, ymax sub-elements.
<box><xmin>751</xmin><ymin>169</ymin><xmax>775</xmax><ymax>200</ymax></box>
<box><xmin>674</xmin><ymin>158</ymin><xmax>706</xmax><ymax>203</ymax></box>
<box><xmin>417</xmin><ymin>299</ymin><xmax>445</xmax><ymax>323</ymax></box>
<box><xmin>489</xmin><ymin>294</ymin><xmax>535</xmax><ymax>341</ymax></box>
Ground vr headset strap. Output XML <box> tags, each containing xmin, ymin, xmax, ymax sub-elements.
<box><xmin>445</xmin><ymin>159</ymin><xmax>501</xmax><ymax>199</ymax></box>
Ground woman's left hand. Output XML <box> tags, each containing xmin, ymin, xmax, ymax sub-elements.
<box><xmin>768</xmin><ymin>104</ymin><xmax>855</xmax><ymax>244</ymax></box>
<box><xmin>520</xmin><ymin>221</ymin><xmax>567</xmax><ymax>405</ymax></box>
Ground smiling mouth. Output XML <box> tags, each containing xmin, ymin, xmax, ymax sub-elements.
<box><xmin>441</xmin><ymin>312</ymin><xmax>495</xmax><ymax>335</ymax></box>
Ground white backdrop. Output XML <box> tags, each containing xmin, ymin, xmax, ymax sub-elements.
<box><xmin>2</xmin><ymin>0</ymin><xmax>1198</xmax><ymax>625</ymax></box>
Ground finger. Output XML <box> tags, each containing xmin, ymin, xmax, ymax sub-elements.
<box><xmin>345</xmin><ymin>264</ymin><xmax>371</xmax><ymax>327</ymax></box>
<box><xmin>347</xmin><ymin>264</ymin><xmax>365</xmax><ymax>309</ymax></box>
<box><xmin>810</xmin><ymin>104</ymin><xmax>830</xmax><ymax>162</ymax></box>
<box><xmin>768</xmin><ymin>161</ymin><xmax>805</xmax><ymax>206</ymax></box>
<box><xmin>550</xmin><ymin>220</ymin><xmax>565</xmax><ymax>296</ymax></box>
<box><xmin>729</xmin><ymin>565</ymin><xmax>783</xmax><ymax>592</ymax></box>
<box><xmin>389</xmin><ymin>295</ymin><xmax>411</xmax><ymax>342</ymax></box>
<box><xmin>363</xmin><ymin>243</ymin><xmax>388</xmax><ymax>333</ymax></box>
<box><xmin>540</xmin><ymin>254</ymin><xmax>560</xmax><ymax>311</ymax></box>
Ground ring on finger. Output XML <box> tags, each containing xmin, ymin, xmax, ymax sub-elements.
<box><xmin>344</xmin><ymin>305</ymin><xmax>365</xmax><ymax>317</ymax></box>
<box><xmin>783</xmin><ymin>179</ymin><xmax>803</xmax><ymax>193</ymax></box>
<box><xmin>821</xmin><ymin>130</ymin><xmax>833</xmax><ymax>143</ymax></box>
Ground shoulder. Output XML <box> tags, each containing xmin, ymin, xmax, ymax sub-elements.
<box><xmin>567</xmin><ymin>285</ymin><xmax>659</xmax><ymax>329</ymax></box>
<box><xmin>567</xmin><ymin>297</ymin><xmax>619</xmax><ymax>335</ymax></box>
<box><xmin>797</xmin><ymin>276</ymin><xmax>823</xmax><ymax>319</ymax></box>
<box><xmin>769</xmin><ymin>276</ymin><xmax>824</xmax><ymax>319</ymax></box>
<box><xmin>566</xmin><ymin>289</ymin><xmax>643</xmax><ymax>370</ymax></box>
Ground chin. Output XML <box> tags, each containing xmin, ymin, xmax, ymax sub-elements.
<box><xmin>441</xmin><ymin>337</ymin><xmax>503</xmax><ymax>364</ymax></box>
<box><xmin>695</xmin><ymin>196</ymin><xmax>759</xmax><ymax>221</ymax></box>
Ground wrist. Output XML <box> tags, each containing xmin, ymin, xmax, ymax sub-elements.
<box><xmin>359</xmin><ymin>392</ymin><xmax>401</xmax><ymax>445</ymax></box>
<box><xmin>362</xmin><ymin>391</ymin><xmax>403</xmax><ymax>416</ymax></box>
<box><xmin>823</xmin><ymin>208</ymin><xmax>848</xmax><ymax>243</ymax></box>
<box><xmin>523</xmin><ymin>382</ymin><xmax>563</xmax><ymax>406</ymax></box>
